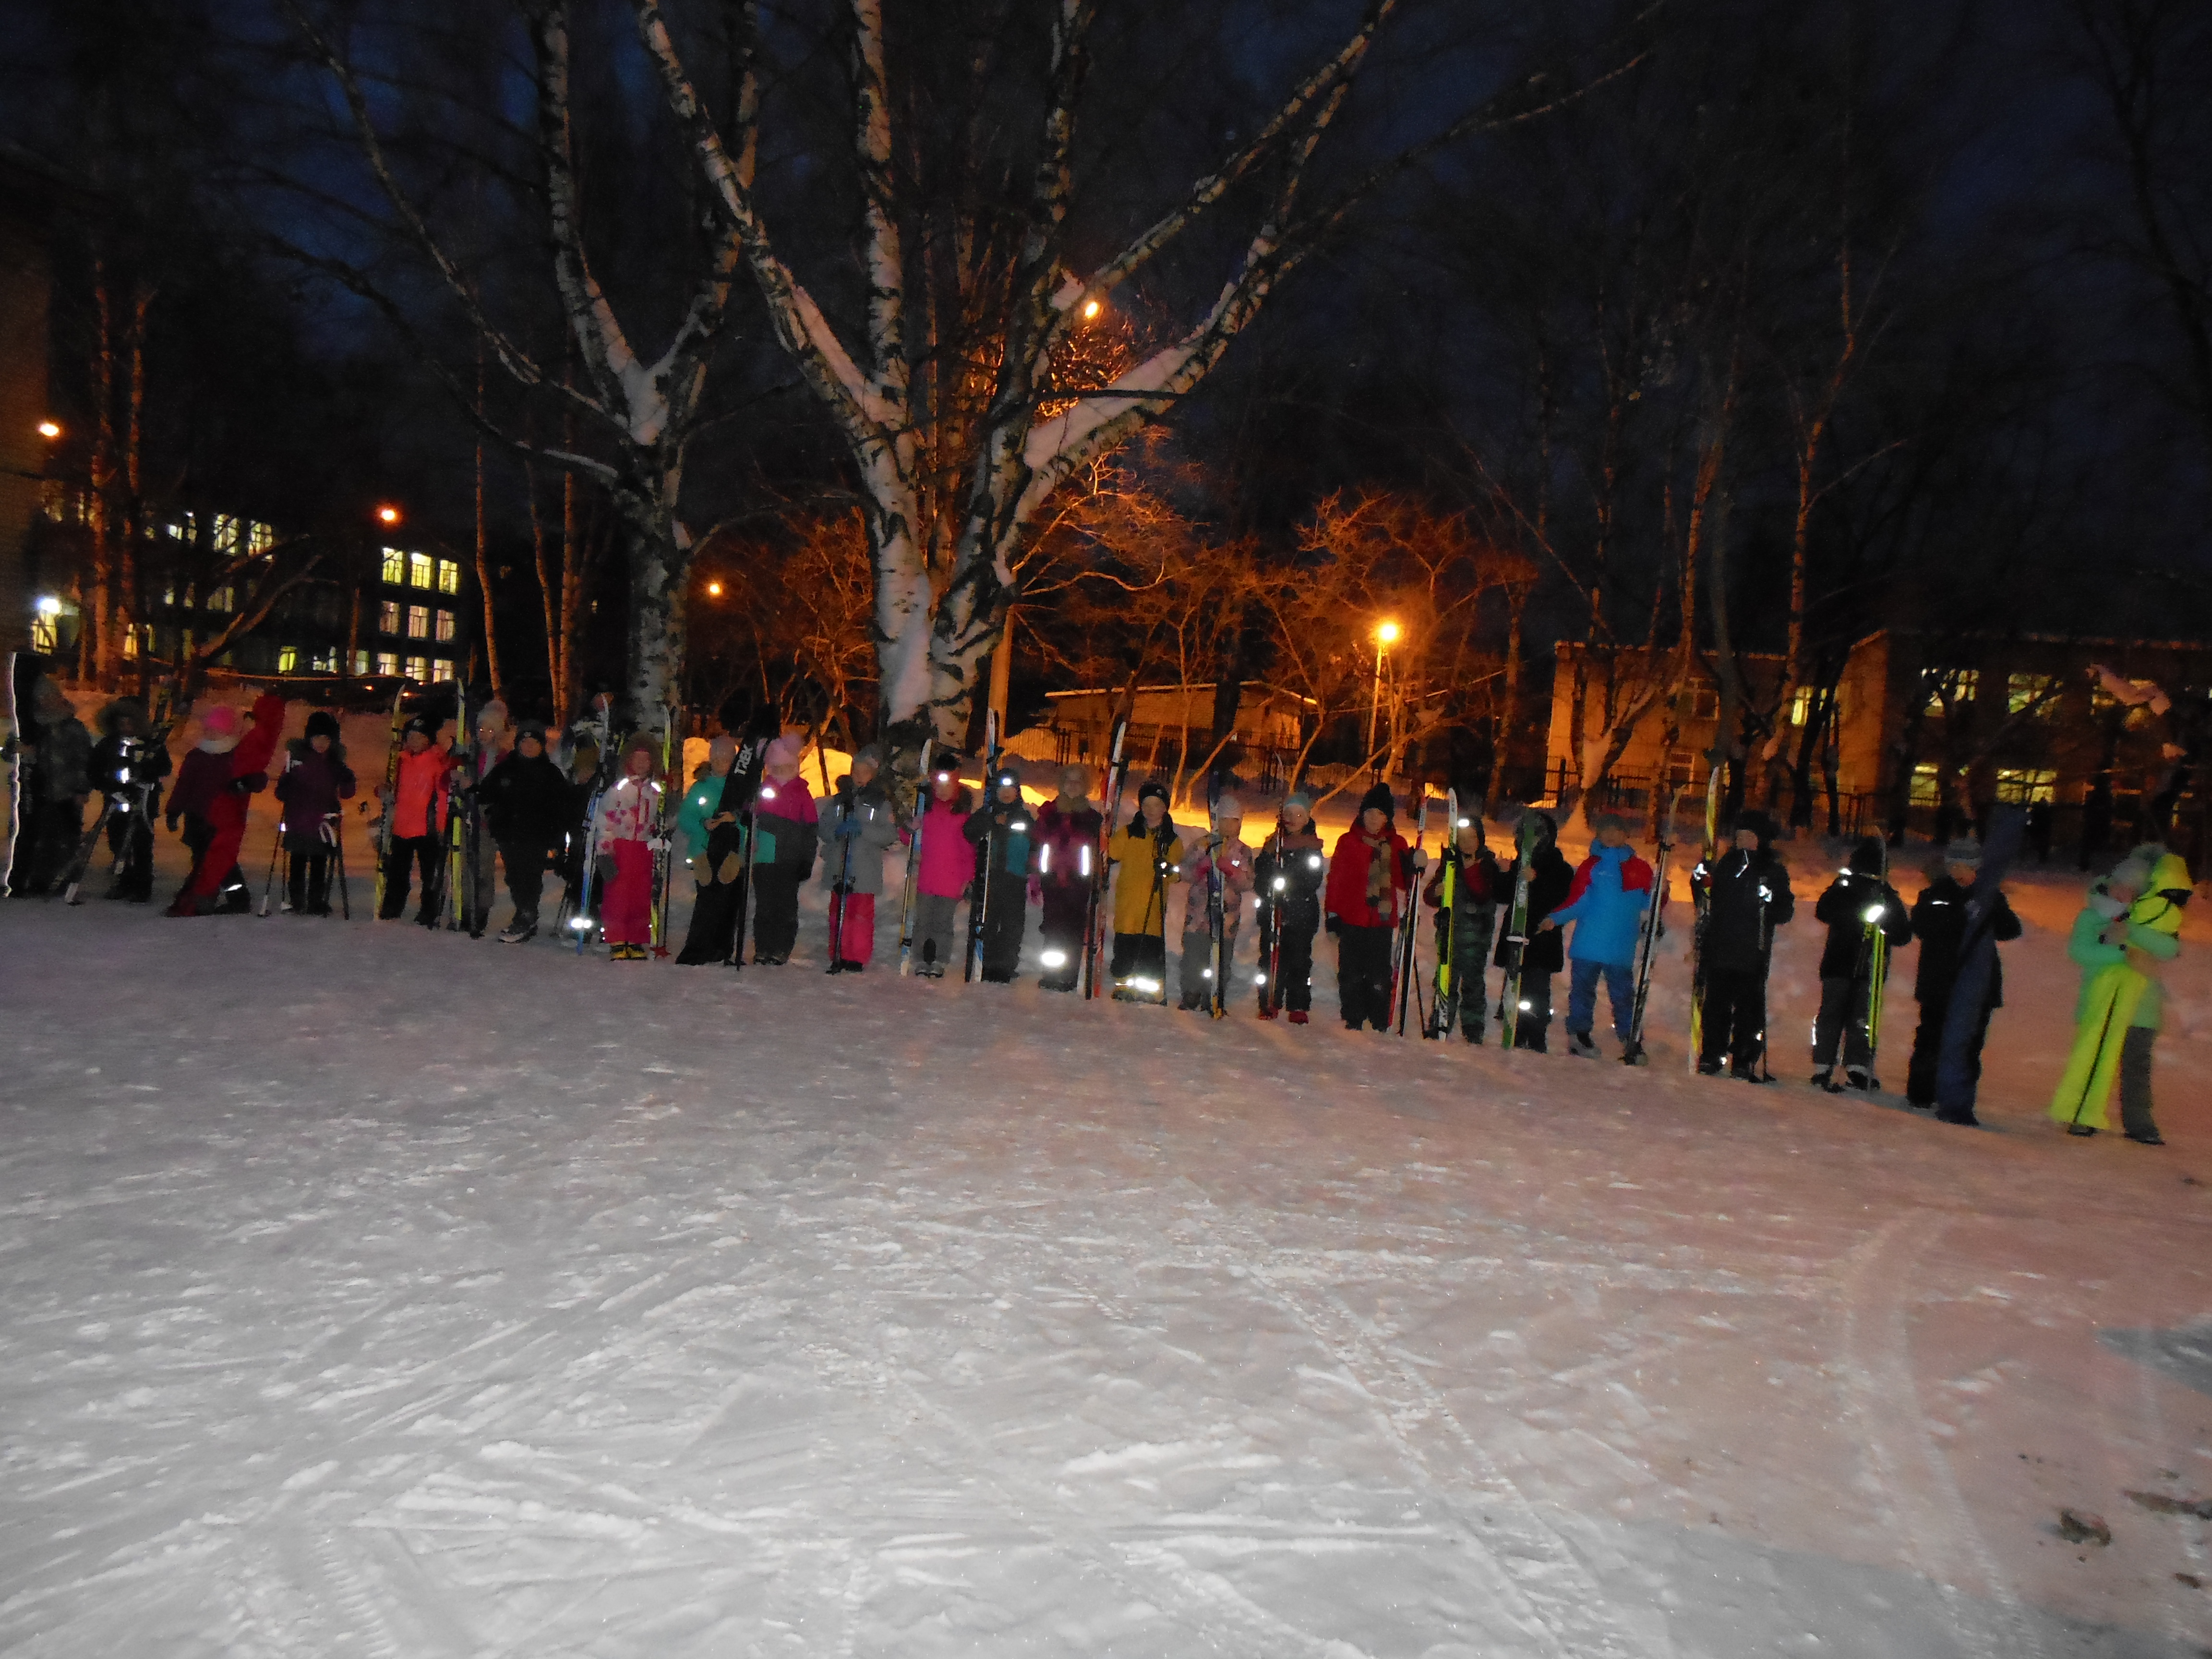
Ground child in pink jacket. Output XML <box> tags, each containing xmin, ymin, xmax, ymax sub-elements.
<box><xmin>908</xmin><ymin>762</ymin><xmax>974</xmax><ymax>978</ymax></box>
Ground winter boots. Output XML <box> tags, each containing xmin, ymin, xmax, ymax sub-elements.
<box><xmin>1566</xmin><ymin>1030</ymin><xmax>1600</xmax><ymax>1059</ymax></box>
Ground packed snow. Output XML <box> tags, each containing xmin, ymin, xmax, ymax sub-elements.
<box><xmin>3</xmin><ymin>755</ymin><xmax>2211</xmax><ymax>1657</ymax></box>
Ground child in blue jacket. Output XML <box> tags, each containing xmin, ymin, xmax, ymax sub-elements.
<box><xmin>1539</xmin><ymin>813</ymin><xmax>1654</xmax><ymax>1058</ymax></box>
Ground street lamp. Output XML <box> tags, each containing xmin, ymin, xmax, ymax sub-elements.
<box><xmin>1368</xmin><ymin>620</ymin><xmax>1400</xmax><ymax>758</ymax></box>
<box><xmin>36</xmin><ymin>420</ymin><xmax>60</xmax><ymax>440</ymax></box>
<box><xmin>705</xmin><ymin>579</ymin><xmax>724</xmax><ymax>598</ymax></box>
<box><xmin>376</xmin><ymin>504</ymin><xmax>401</xmax><ymax>527</ymax></box>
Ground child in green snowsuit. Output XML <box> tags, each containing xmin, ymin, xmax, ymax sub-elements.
<box><xmin>2050</xmin><ymin>847</ymin><xmax>2190</xmax><ymax>1144</ymax></box>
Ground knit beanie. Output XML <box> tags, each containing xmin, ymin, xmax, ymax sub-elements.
<box><xmin>1283</xmin><ymin>789</ymin><xmax>1314</xmax><ymax>812</ymax></box>
<box><xmin>765</xmin><ymin>735</ymin><xmax>802</xmax><ymax>769</ymax></box>
<box><xmin>1942</xmin><ymin>837</ymin><xmax>1982</xmax><ymax>870</ymax></box>
<box><xmin>1847</xmin><ymin>834</ymin><xmax>1885</xmax><ymax>875</ymax></box>
<box><xmin>1358</xmin><ymin>782</ymin><xmax>1395</xmax><ymax>818</ymax></box>
<box><xmin>202</xmin><ymin>705</ymin><xmax>240</xmax><ymax>739</ymax></box>
<box><xmin>305</xmin><ymin>710</ymin><xmax>340</xmax><ymax>742</ymax></box>
<box><xmin>852</xmin><ymin>743</ymin><xmax>885</xmax><ymax>770</ymax></box>
<box><xmin>1212</xmin><ymin>793</ymin><xmax>1243</xmax><ymax>822</ymax></box>
<box><xmin>1137</xmin><ymin>780</ymin><xmax>1168</xmax><ymax>806</ymax></box>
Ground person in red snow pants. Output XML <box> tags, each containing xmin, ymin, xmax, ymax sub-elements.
<box><xmin>167</xmin><ymin>693</ymin><xmax>285</xmax><ymax>914</ymax></box>
<box><xmin>592</xmin><ymin>732</ymin><xmax>666</xmax><ymax>957</ymax></box>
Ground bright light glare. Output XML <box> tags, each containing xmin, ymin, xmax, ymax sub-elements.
<box><xmin>36</xmin><ymin>594</ymin><xmax>63</xmax><ymax>615</ymax></box>
<box><xmin>1863</xmin><ymin>905</ymin><xmax>1886</xmax><ymax>923</ymax></box>
<box><xmin>1518</xmin><ymin>999</ymin><xmax>1532</xmax><ymax>1011</ymax></box>
<box><xmin>1254</xmin><ymin>973</ymin><xmax>1267</xmax><ymax>985</ymax></box>
<box><xmin>569</xmin><ymin>916</ymin><xmax>590</xmax><ymax>932</ymax></box>
<box><xmin>760</xmin><ymin>786</ymin><xmax>776</xmax><ymax>799</ymax></box>
<box><xmin>1040</xmin><ymin>950</ymin><xmax>1068</xmax><ymax>968</ymax></box>
<box><xmin>1376</xmin><ymin>620</ymin><xmax>1401</xmax><ymax>644</ymax></box>
<box><xmin>706</xmin><ymin>580</ymin><xmax>724</xmax><ymax>597</ymax></box>
<box><xmin>1272</xmin><ymin>877</ymin><xmax>1287</xmax><ymax>891</ymax></box>
<box><xmin>36</xmin><ymin>420</ymin><xmax>60</xmax><ymax>439</ymax></box>
<box><xmin>1082</xmin><ymin>299</ymin><xmax>1101</xmax><ymax>319</ymax></box>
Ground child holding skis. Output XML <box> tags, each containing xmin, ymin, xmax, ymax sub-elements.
<box><xmin>274</xmin><ymin>711</ymin><xmax>356</xmax><ymax>916</ymax></box>
<box><xmin>1108</xmin><ymin>781</ymin><xmax>1183</xmax><ymax>999</ymax></box>
<box><xmin>819</xmin><ymin>744</ymin><xmax>901</xmax><ymax>971</ymax></box>
<box><xmin>909</xmin><ymin>761</ymin><xmax>974</xmax><ymax>978</ymax></box>
<box><xmin>1326</xmin><ymin>783</ymin><xmax>1418</xmax><ymax>1033</ymax></box>
<box><xmin>2051</xmin><ymin>846</ymin><xmax>2190</xmax><ymax>1144</ymax></box>
<box><xmin>1903</xmin><ymin>838</ymin><xmax>2018</xmax><ymax>1116</ymax></box>
<box><xmin>1423</xmin><ymin>811</ymin><xmax>1502</xmax><ymax>1043</ymax></box>
<box><xmin>1808</xmin><ymin>835</ymin><xmax>1911</xmax><ymax>1091</ymax></box>
<box><xmin>1177</xmin><ymin>794</ymin><xmax>1255</xmax><ymax>1010</ymax></box>
<box><xmin>1691</xmin><ymin>810</ymin><xmax>1795</xmax><ymax>1080</ymax></box>
<box><xmin>1033</xmin><ymin>764</ymin><xmax>1102</xmax><ymax>991</ymax></box>
<box><xmin>963</xmin><ymin>758</ymin><xmax>1035</xmax><ymax>982</ymax></box>
<box><xmin>1255</xmin><ymin>791</ymin><xmax>1328</xmax><ymax>1022</ymax></box>
<box><xmin>375</xmin><ymin>714</ymin><xmax>456</xmax><ymax>925</ymax></box>
<box><xmin>1539</xmin><ymin>812</ymin><xmax>1653</xmax><ymax>1058</ymax></box>
<box><xmin>479</xmin><ymin>721</ymin><xmax>573</xmax><ymax>942</ymax></box>
<box><xmin>591</xmin><ymin>732</ymin><xmax>667</xmax><ymax>960</ymax></box>
<box><xmin>747</xmin><ymin>736</ymin><xmax>817</xmax><ymax>964</ymax></box>
<box><xmin>1494</xmin><ymin>809</ymin><xmax>1573</xmax><ymax>1051</ymax></box>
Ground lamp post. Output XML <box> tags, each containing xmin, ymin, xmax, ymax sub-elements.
<box><xmin>1367</xmin><ymin>620</ymin><xmax>1400</xmax><ymax>762</ymax></box>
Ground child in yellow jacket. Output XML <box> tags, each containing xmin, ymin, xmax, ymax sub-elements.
<box><xmin>2051</xmin><ymin>847</ymin><xmax>2190</xmax><ymax>1144</ymax></box>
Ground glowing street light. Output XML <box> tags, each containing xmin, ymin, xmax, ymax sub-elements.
<box><xmin>36</xmin><ymin>420</ymin><xmax>60</xmax><ymax>440</ymax></box>
<box><xmin>1082</xmin><ymin>299</ymin><xmax>1102</xmax><ymax>320</ymax></box>
<box><xmin>375</xmin><ymin>505</ymin><xmax>401</xmax><ymax>526</ymax></box>
<box><xmin>36</xmin><ymin>594</ymin><xmax>62</xmax><ymax>615</ymax></box>
<box><xmin>705</xmin><ymin>579</ymin><xmax>724</xmax><ymax>598</ymax></box>
<box><xmin>1367</xmin><ymin>620</ymin><xmax>1401</xmax><ymax>759</ymax></box>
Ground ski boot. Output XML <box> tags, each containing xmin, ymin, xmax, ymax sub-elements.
<box><xmin>1566</xmin><ymin>1030</ymin><xmax>1600</xmax><ymax>1059</ymax></box>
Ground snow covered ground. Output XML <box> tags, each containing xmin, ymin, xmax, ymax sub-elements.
<box><xmin>3</xmin><ymin>795</ymin><xmax>2211</xmax><ymax>1656</ymax></box>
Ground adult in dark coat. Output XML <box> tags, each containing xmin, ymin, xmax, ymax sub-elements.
<box><xmin>478</xmin><ymin>721</ymin><xmax>575</xmax><ymax>941</ymax></box>
<box><xmin>1492</xmin><ymin>810</ymin><xmax>1573</xmax><ymax>1050</ymax></box>
<box><xmin>26</xmin><ymin>676</ymin><xmax>92</xmax><ymax>893</ymax></box>
<box><xmin>1032</xmin><ymin>765</ymin><xmax>1105</xmax><ymax>991</ymax></box>
<box><xmin>1693</xmin><ymin>810</ymin><xmax>1796</xmax><ymax>1078</ymax></box>
<box><xmin>1904</xmin><ymin>839</ymin><xmax>2020</xmax><ymax>1112</ymax></box>
<box><xmin>274</xmin><ymin>711</ymin><xmax>356</xmax><ymax>914</ymax></box>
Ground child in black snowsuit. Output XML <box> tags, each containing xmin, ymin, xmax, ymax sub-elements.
<box><xmin>88</xmin><ymin>697</ymin><xmax>170</xmax><ymax>902</ymax></box>
<box><xmin>1809</xmin><ymin>835</ymin><xmax>1911</xmax><ymax>1091</ymax></box>
<box><xmin>1905</xmin><ymin>838</ymin><xmax>2020</xmax><ymax>1118</ymax></box>
<box><xmin>274</xmin><ymin>710</ymin><xmax>357</xmax><ymax>915</ymax></box>
<box><xmin>1425</xmin><ymin>812</ymin><xmax>1503</xmax><ymax>1043</ymax></box>
<box><xmin>478</xmin><ymin>721</ymin><xmax>575</xmax><ymax>942</ymax></box>
<box><xmin>1254</xmin><ymin>791</ymin><xmax>1328</xmax><ymax>1022</ymax></box>
<box><xmin>1692</xmin><ymin>810</ymin><xmax>1796</xmax><ymax>1079</ymax></box>
<box><xmin>1493</xmin><ymin>810</ymin><xmax>1572</xmax><ymax>1051</ymax></box>
<box><xmin>963</xmin><ymin>759</ymin><xmax>1034</xmax><ymax>982</ymax></box>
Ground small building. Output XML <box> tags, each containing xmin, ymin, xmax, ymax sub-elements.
<box><xmin>1019</xmin><ymin>681</ymin><xmax>1316</xmax><ymax>782</ymax></box>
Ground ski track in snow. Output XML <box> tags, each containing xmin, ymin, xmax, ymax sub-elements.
<box><xmin>1</xmin><ymin>817</ymin><xmax>2210</xmax><ymax>1657</ymax></box>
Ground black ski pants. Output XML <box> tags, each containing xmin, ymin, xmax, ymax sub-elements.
<box><xmin>976</xmin><ymin>873</ymin><xmax>1028</xmax><ymax>981</ymax></box>
<box><xmin>1905</xmin><ymin>995</ymin><xmax>1988</xmax><ymax>1108</ymax></box>
<box><xmin>1259</xmin><ymin>912</ymin><xmax>1318</xmax><ymax>1013</ymax></box>
<box><xmin>1337</xmin><ymin>922</ymin><xmax>1395</xmax><ymax>1031</ymax></box>
<box><xmin>1813</xmin><ymin>974</ymin><xmax>1874</xmax><ymax>1072</ymax></box>
<box><xmin>1109</xmin><ymin>931</ymin><xmax>1166</xmax><ymax>993</ymax></box>
<box><xmin>1506</xmin><ymin>969</ymin><xmax>1554</xmax><ymax>1051</ymax></box>
<box><xmin>1699</xmin><ymin>964</ymin><xmax>1769</xmax><ymax>1070</ymax></box>
<box><xmin>751</xmin><ymin>866</ymin><xmax>802</xmax><ymax>961</ymax></box>
<box><xmin>287</xmin><ymin>850</ymin><xmax>333</xmax><ymax>914</ymax></box>
<box><xmin>105</xmin><ymin>802</ymin><xmax>156</xmax><ymax>900</ymax></box>
<box><xmin>1037</xmin><ymin>882</ymin><xmax>1088</xmax><ymax>990</ymax></box>
<box><xmin>2119</xmin><ymin>1025</ymin><xmax>2159</xmax><ymax>1141</ymax></box>
<box><xmin>380</xmin><ymin>834</ymin><xmax>442</xmax><ymax>922</ymax></box>
<box><xmin>500</xmin><ymin>840</ymin><xmax>551</xmax><ymax>927</ymax></box>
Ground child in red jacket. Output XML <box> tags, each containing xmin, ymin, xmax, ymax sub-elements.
<box><xmin>592</xmin><ymin>732</ymin><xmax>667</xmax><ymax>960</ymax></box>
<box><xmin>1325</xmin><ymin>782</ymin><xmax>1420</xmax><ymax>1031</ymax></box>
<box><xmin>165</xmin><ymin>694</ymin><xmax>285</xmax><ymax>916</ymax></box>
<box><xmin>376</xmin><ymin>715</ymin><xmax>457</xmax><ymax>924</ymax></box>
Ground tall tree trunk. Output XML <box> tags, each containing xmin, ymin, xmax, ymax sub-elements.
<box><xmin>472</xmin><ymin>349</ymin><xmax>505</xmax><ymax>702</ymax></box>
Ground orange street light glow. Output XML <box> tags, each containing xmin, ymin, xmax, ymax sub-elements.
<box><xmin>36</xmin><ymin>420</ymin><xmax>61</xmax><ymax>439</ymax></box>
<box><xmin>1082</xmin><ymin>299</ymin><xmax>1101</xmax><ymax>319</ymax></box>
<box><xmin>706</xmin><ymin>580</ymin><xmax>724</xmax><ymax>597</ymax></box>
<box><xmin>1377</xmin><ymin>621</ymin><xmax>1401</xmax><ymax>645</ymax></box>
<box><xmin>376</xmin><ymin>505</ymin><xmax>401</xmax><ymax>525</ymax></box>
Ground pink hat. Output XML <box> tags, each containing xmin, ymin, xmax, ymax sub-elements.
<box><xmin>765</xmin><ymin>736</ymin><xmax>802</xmax><ymax>768</ymax></box>
<box><xmin>200</xmin><ymin>705</ymin><xmax>239</xmax><ymax>738</ymax></box>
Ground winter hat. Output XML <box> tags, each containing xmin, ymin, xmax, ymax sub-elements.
<box><xmin>201</xmin><ymin>705</ymin><xmax>240</xmax><ymax>739</ymax></box>
<box><xmin>96</xmin><ymin>696</ymin><xmax>146</xmax><ymax>737</ymax></box>
<box><xmin>1941</xmin><ymin>837</ymin><xmax>1982</xmax><ymax>870</ymax></box>
<box><xmin>1137</xmin><ymin>780</ymin><xmax>1169</xmax><ymax>806</ymax></box>
<box><xmin>515</xmin><ymin>719</ymin><xmax>548</xmax><ymax>746</ymax></box>
<box><xmin>992</xmin><ymin>756</ymin><xmax>1025</xmax><ymax>786</ymax></box>
<box><xmin>1358</xmin><ymin>781</ymin><xmax>1396</xmax><ymax>819</ymax></box>
<box><xmin>1592</xmin><ymin>812</ymin><xmax>1627</xmax><ymax>836</ymax></box>
<box><xmin>851</xmin><ymin>743</ymin><xmax>885</xmax><ymax>771</ymax></box>
<box><xmin>764</xmin><ymin>735</ymin><xmax>803</xmax><ymax>770</ymax></box>
<box><xmin>402</xmin><ymin>713</ymin><xmax>435</xmax><ymax>740</ymax></box>
<box><xmin>1283</xmin><ymin>789</ymin><xmax>1314</xmax><ymax>812</ymax></box>
<box><xmin>475</xmin><ymin>698</ymin><xmax>510</xmax><ymax>733</ymax></box>
<box><xmin>305</xmin><ymin>710</ymin><xmax>340</xmax><ymax>742</ymax></box>
<box><xmin>1734</xmin><ymin>809</ymin><xmax>1778</xmax><ymax>845</ymax></box>
<box><xmin>620</xmin><ymin>730</ymin><xmax>661</xmax><ymax>773</ymax></box>
<box><xmin>707</xmin><ymin>733</ymin><xmax>737</xmax><ymax>770</ymax></box>
<box><xmin>1213</xmin><ymin>793</ymin><xmax>1243</xmax><ymax>822</ymax></box>
<box><xmin>1847</xmin><ymin>834</ymin><xmax>1886</xmax><ymax>875</ymax></box>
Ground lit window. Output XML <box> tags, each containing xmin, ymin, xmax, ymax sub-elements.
<box><xmin>166</xmin><ymin>519</ymin><xmax>190</xmax><ymax>543</ymax></box>
<box><xmin>407</xmin><ymin>604</ymin><xmax>429</xmax><ymax>639</ymax></box>
<box><xmin>2007</xmin><ymin>673</ymin><xmax>2058</xmax><ymax>716</ymax></box>
<box><xmin>31</xmin><ymin>611</ymin><xmax>58</xmax><ymax>651</ymax></box>
<box><xmin>436</xmin><ymin>559</ymin><xmax>460</xmax><ymax>595</ymax></box>
<box><xmin>1927</xmin><ymin>668</ymin><xmax>1977</xmax><ymax>709</ymax></box>
<box><xmin>277</xmin><ymin>646</ymin><xmax>299</xmax><ymax>673</ymax></box>
<box><xmin>1790</xmin><ymin>686</ymin><xmax>1813</xmax><ymax>727</ymax></box>
<box><xmin>354</xmin><ymin>649</ymin><xmax>371</xmax><ymax>674</ymax></box>
<box><xmin>379</xmin><ymin>600</ymin><xmax>400</xmax><ymax>634</ymax></box>
<box><xmin>248</xmin><ymin>521</ymin><xmax>274</xmax><ymax>556</ymax></box>
<box><xmin>404</xmin><ymin>655</ymin><xmax>430</xmax><ymax>683</ymax></box>
<box><xmin>381</xmin><ymin>547</ymin><xmax>405</xmax><ymax>585</ymax></box>
<box><xmin>209</xmin><ymin>586</ymin><xmax>235</xmax><ymax>613</ymax></box>
<box><xmin>1909</xmin><ymin>763</ymin><xmax>1941</xmax><ymax>806</ymax></box>
<box><xmin>409</xmin><ymin>552</ymin><xmax>434</xmax><ymax>589</ymax></box>
<box><xmin>122</xmin><ymin>626</ymin><xmax>140</xmax><ymax>660</ymax></box>
<box><xmin>1996</xmin><ymin>768</ymin><xmax>2057</xmax><ymax>804</ymax></box>
<box><xmin>312</xmin><ymin>648</ymin><xmax>338</xmax><ymax>673</ymax></box>
<box><xmin>432</xmin><ymin>658</ymin><xmax>454</xmax><ymax>683</ymax></box>
<box><xmin>434</xmin><ymin>610</ymin><xmax>455</xmax><ymax>642</ymax></box>
<box><xmin>375</xmin><ymin>651</ymin><xmax>399</xmax><ymax>677</ymax></box>
<box><xmin>213</xmin><ymin>514</ymin><xmax>240</xmax><ymax>554</ymax></box>
<box><xmin>162</xmin><ymin>582</ymin><xmax>176</xmax><ymax>607</ymax></box>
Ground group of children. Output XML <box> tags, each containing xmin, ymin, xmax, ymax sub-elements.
<box><xmin>37</xmin><ymin>688</ymin><xmax>2188</xmax><ymax>1146</ymax></box>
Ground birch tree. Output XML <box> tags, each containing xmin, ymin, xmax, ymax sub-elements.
<box><xmin>280</xmin><ymin>0</ymin><xmax>750</xmax><ymax>717</ymax></box>
<box><xmin>637</xmin><ymin>0</ymin><xmax>1644</xmax><ymax>747</ymax></box>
